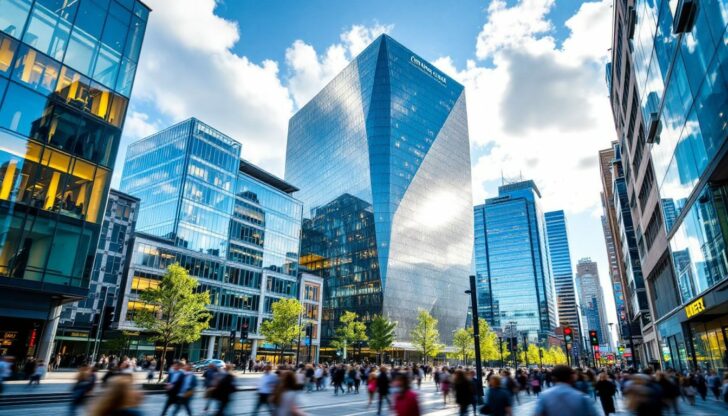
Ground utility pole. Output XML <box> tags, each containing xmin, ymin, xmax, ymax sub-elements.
<box><xmin>466</xmin><ymin>275</ymin><xmax>484</xmax><ymax>401</ymax></box>
<box><xmin>523</xmin><ymin>333</ymin><xmax>529</xmax><ymax>369</ymax></box>
<box><xmin>498</xmin><ymin>336</ymin><xmax>504</xmax><ymax>368</ymax></box>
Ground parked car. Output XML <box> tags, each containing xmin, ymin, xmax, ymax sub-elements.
<box><xmin>193</xmin><ymin>359</ymin><xmax>225</xmax><ymax>372</ymax></box>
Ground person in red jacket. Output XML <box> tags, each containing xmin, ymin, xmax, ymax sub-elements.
<box><xmin>393</xmin><ymin>374</ymin><xmax>420</xmax><ymax>416</ymax></box>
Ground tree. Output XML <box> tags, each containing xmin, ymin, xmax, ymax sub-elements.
<box><xmin>260</xmin><ymin>298</ymin><xmax>304</xmax><ymax>363</ymax></box>
<box><xmin>410</xmin><ymin>309</ymin><xmax>444</xmax><ymax>363</ymax></box>
<box><xmin>452</xmin><ymin>328</ymin><xmax>474</xmax><ymax>364</ymax></box>
<box><xmin>134</xmin><ymin>263</ymin><xmax>210</xmax><ymax>381</ymax></box>
<box><xmin>549</xmin><ymin>346</ymin><xmax>567</xmax><ymax>364</ymax></box>
<box><xmin>368</xmin><ymin>315</ymin><xmax>396</xmax><ymax>364</ymax></box>
<box><xmin>472</xmin><ymin>318</ymin><xmax>499</xmax><ymax>363</ymax></box>
<box><xmin>331</xmin><ymin>311</ymin><xmax>368</xmax><ymax>360</ymax></box>
<box><xmin>527</xmin><ymin>344</ymin><xmax>541</xmax><ymax>366</ymax></box>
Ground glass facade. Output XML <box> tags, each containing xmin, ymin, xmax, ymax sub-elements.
<box><xmin>0</xmin><ymin>0</ymin><xmax>148</xmax><ymax>295</ymax></box>
<box><xmin>473</xmin><ymin>181</ymin><xmax>556</xmax><ymax>341</ymax></box>
<box><xmin>630</xmin><ymin>0</ymin><xmax>728</xmax><ymax>371</ymax></box>
<box><xmin>544</xmin><ymin>211</ymin><xmax>581</xmax><ymax>343</ymax></box>
<box><xmin>286</xmin><ymin>35</ymin><xmax>473</xmax><ymax>345</ymax></box>
<box><xmin>119</xmin><ymin>118</ymin><xmax>305</xmax><ymax>361</ymax></box>
<box><xmin>575</xmin><ymin>258</ymin><xmax>611</xmax><ymax>351</ymax></box>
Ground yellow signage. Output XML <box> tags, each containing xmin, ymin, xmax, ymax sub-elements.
<box><xmin>685</xmin><ymin>297</ymin><xmax>705</xmax><ymax>318</ymax></box>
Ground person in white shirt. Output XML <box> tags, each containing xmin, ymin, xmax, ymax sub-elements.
<box><xmin>253</xmin><ymin>365</ymin><xmax>278</xmax><ymax>415</ymax></box>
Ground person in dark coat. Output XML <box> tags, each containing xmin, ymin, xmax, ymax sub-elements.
<box><xmin>377</xmin><ymin>366</ymin><xmax>391</xmax><ymax>416</ymax></box>
<box><xmin>595</xmin><ymin>372</ymin><xmax>617</xmax><ymax>415</ymax></box>
<box><xmin>453</xmin><ymin>369</ymin><xmax>474</xmax><ymax>416</ymax></box>
<box><xmin>484</xmin><ymin>375</ymin><xmax>512</xmax><ymax>416</ymax></box>
<box><xmin>211</xmin><ymin>364</ymin><xmax>236</xmax><ymax>416</ymax></box>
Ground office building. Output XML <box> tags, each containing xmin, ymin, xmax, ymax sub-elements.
<box><xmin>625</xmin><ymin>0</ymin><xmax>728</xmax><ymax>372</ymax></box>
<box><xmin>0</xmin><ymin>0</ymin><xmax>149</xmax><ymax>362</ymax></box>
<box><xmin>575</xmin><ymin>258</ymin><xmax>611</xmax><ymax>352</ymax></box>
<box><xmin>54</xmin><ymin>189</ymin><xmax>138</xmax><ymax>365</ymax></box>
<box><xmin>298</xmin><ymin>272</ymin><xmax>323</xmax><ymax>363</ymax></box>
<box><xmin>474</xmin><ymin>180</ymin><xmax>556</xmax><ymax>342</ymax></box>
<box><xmin>286</xmin><ymin>34</ymin><xmax>473</xmax><ymax>350</ymax></box>
<box><xmin>544</xmin><ymin>210</ymin><xmax>582</xmax><ymax>349</ymax></box>
<box><xmin>118</xmin><ymin>118</ymin><xmax>314</xmax><ymax>363</ymax></box>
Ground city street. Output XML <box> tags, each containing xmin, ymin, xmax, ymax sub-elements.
<box><xmin>1</xmin><ymin>373</ymin><xmax>726</xmax><ymax>415</ymax></box>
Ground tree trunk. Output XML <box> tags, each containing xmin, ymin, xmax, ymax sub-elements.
<box><xmin>157</xmin><ymin>339</ymin><xmax>168</xmax><ymax>383</ymax></box>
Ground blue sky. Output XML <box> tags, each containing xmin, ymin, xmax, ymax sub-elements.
<box><xmin>120</xmin><ymin>0</ymin><xmax>619</xmax><ymax>340</ymax></box>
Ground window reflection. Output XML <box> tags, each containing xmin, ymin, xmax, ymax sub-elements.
<box><xmin>12</xmin><ymin>45</ymin><xmax>60</xmax><ymax>94</ymax></box>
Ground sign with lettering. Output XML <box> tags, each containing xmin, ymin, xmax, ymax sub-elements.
<box><xmin>410</xmin><ymin>56</ymin><xmax>447</xmax><ymax>85</ymax></box>
<box><xmin>685</xmin><ymin>297</ymin><xmax>705</xmax><ymax>318</ymax></box>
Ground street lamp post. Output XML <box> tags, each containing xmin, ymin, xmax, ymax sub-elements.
<box><xmin>498</xmin><ymin>336</ymin><xmax>504</xmax><ymax>369</ymax></box>
<box><xmin>466</xmin><ymin>275</ymin><xmax>484</xmax><ymax>401</ymax></box>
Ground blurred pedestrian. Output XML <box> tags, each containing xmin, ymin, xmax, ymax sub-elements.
<box><xmin>160</xmin><ymin>361</ymin><xmax>183</xmax><ymax>416</ymax></box>
<box><xmin>0</xmin><ymin>356</ymin><xmax>12</xmax><ymax>395</ymax></box>
<box><xmin>534</xmin><ymin>365</ymin><xmax>597</xmax><ymax>416</ymax></box>
<box><xmin>595</xmin><ymin>372</ymin><xmax>616</xmax><ymax>415</ymax></box>
<box><xmin>211</xmin><ymin>364</ymin><xmax>236</xmax><ymax>416</ymax></box>
<box><xmin>707</xmin><ymin>370</ymin><xmax>721</xmax><ymax>400</ymax></box>
<box><xmin>252</xmin><ymin>364</ymin><xmax>277</xmax><ymax>415</ymax></box>
<box><xmin>170</xmin><ymin>362</ymin><xmax>197</xmax><ymax>416</ymax></box>
<box><xmin>69</xmin><ymin>364</ymin><xmax>97</xmax><ymax>416</ymax></box>
<box><xmin>393</xmin><ymin>374</ymin><xmax>420</xmax><ymax>416</ymax></box>
<box><xmin>453</xmin><ymin>369</ymin><xmax>473</xmax><ymax>416</ymax></box>
<box><xmin>482</xmin><ymin>375</ymin><xmax>512</xmax><ymax>416</ymax></box>
<box><xmin>271</xmin><ymin>371</ymin><xmax>305</xmax><ymax>416</ymax></box>
<box><xmin>377</xmin><ymin>366</ymin><xmax>391</xmax><ymax>416</ymax></box>
<box><xmin>367</xmin><ymin>371</ymin><xmax>377</xmax><ymax>408</ymax></box>
<box><xmin>89</xmin><ymin>376</ymin><xmax>143</xmax><ymax>416</ymax></box>
<box><xmin>28</xmin><ymin>360</ymin><xmax>45</xmax><ymax>386</ymax></box>
<box><xmin>202</xmin><ymin>363</ymin><xmax>220</xmax><ymax>413</ymax></box>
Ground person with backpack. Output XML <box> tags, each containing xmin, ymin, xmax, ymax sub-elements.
<box><xmin>377</xmin><ymin>366</ymin><xmax>391</xmax><ymax>416</ymax></box>
<box><xmin>211</xmin><ymin>364</ymin><xmax>236</xmax><ymax>416</ymax></box>
<box><xmin>160</xmin><ymin>361</ymin><xmax>183</xmax><ymax>416</ymax></box>
<box><xmin>530</xmin><ymin>370</ymin><xmax>542</xmax><ymax>397</ymax></box>
<box><xmin>69</xmin><ymin>364</ymin><xmax>96</xmax><ymax>415</ymax></box>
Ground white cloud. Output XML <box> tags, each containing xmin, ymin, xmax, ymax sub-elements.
<box><xmin>436</xmin><ymin>0</ymin><xmax>614</xmax><ymax>214</ymax></box>
<box><xmin>286</xmin><ymin>23</ymin><xmax>392</xmax><ymax>108</ymax></box>
<box><xmin>122</xmin><ymin>0</ymin><xmax>294</xmax><ymax>179</ymax></box>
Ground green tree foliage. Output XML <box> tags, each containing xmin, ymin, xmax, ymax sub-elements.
<box><xmin>452</xmin><ymin>328</ymin><xmax>474</xmax><ymax>363</ymax></box>
<box><xmin>410</xmin><ymin>309</ymin><xmax>444</xmax><ymax>363</ymax></box>
<box><xmin>331</xmin><ymin>311</ymin><xmax>368</xmax><ymax>359</ymax></box>
<box><xmin>259</xmin><ymin>298</ymin><xmax>304</xmax><ymax>363</ymax></box>
<box><xmin>472</xmin><ymin>318</ymin><xmax>500</xmax><ymax>362</ymax></box>
<box><xmin>133</xmin><ymin>263</ymin><xmax>210</xmax><ymax>381</ymax></box>
<box><xmin>368</xmin><ymin>315</ymin><xmax>396</xmax><ymax>364</ymax></box>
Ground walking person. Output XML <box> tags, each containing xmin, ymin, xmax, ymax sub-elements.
<box><xmin>482</xmin><ymin>375</ymin><xmax>512</xmax><ymax>416</ymax></box>
<box><xmin>707</xmin><ymin>370</ymin><xmax>721</xmax><ymax>400</ymax></box>
<box><xmin>253</xmin><ymin>364</ymin><xmax>278</xmax><ymax>415</ymax></box>
<box><xmin>28</xmin><ymin>360</ymin><xmax>45</xmax><ymax>386</ymax></box>
<box><xmin>211</xmin><ymin>364</ymin><xmax>236</xmax><ymax>416</ymax></box>
<box><xmin>377</xmin><ymin>366</ymin><xmax>391</xmax><ymax>416</ymax></box>
<box><xmin>0</xmin><ymin>356</ymin><xmax>12</xmax><ymax>395</ymax></box>
<box><xmin>695</xmin><ymin>371</ymin><xmax>708</xmax><ymax>402</ymax></box>
<box><xmin>202</xmin><ymin>363</ymin><xmax>219</xmax><ymax>414</ymax></box>
<box><xmin>534</xmin><ymin>365</ymin><xmax>598</xmax><ymax>416</ymax></box>
<box><xmin>453</xmin><ymin>369</ymin><xmax>473</xmax><ymax>416</ymax></box>
<box><xmin>595</xmin><ymin>372</ymin><xmax>616</xmax><ymax>416</ymax></box>
<box><xmin>441</xmin><ymin>367</ymin><xmax>451</xmax><ymax>405</ymax></box>
<box><xmin>89</xmin><ymin>376</ymin><xmax>144</xmax><ymax>416</ymax></box>
<box><xmin>271</xmin><ymin>371</ymin><xmax>305</xmax><ymax>416</ymax></box>
<box><xmin>393</xmin><ymin>374</ymin><xmax>420</xmax><ymax>416</ymax></box>
<box><xmin>171</xmin><ymin>362</ymin><xmax>197</xmax><ymax>416</ymax></box>
<box><xmin>160</xmin><ymin>361</ymin><xmax>183</xmax><ymax>416</ymax></box>
<box><xmin>367</xmin><ymin>371</ymin><xmax>377</xmax><ymax>408</ymax></box>
<box><xmin>69</xmin><ymin>364</ymin><xmax>97</xmax><ymax>416</ymax></box>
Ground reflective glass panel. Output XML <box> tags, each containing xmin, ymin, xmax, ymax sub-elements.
<box><xmin>0</xmin><ymin>0</ymin><xmax>31</xmax><ymax>39</ymax></box>
<box><xmin>11</xmin><ymin>44</ymin><xmax>60</xmax><ymax>94</ymax></box>
<box><xmin>22</xmin><ymin>2</ymin><xmax>72</xmax><ymax>60</ymax></box>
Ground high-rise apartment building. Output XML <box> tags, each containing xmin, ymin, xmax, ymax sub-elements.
<box><xmin>544</xmin><ymin>210</ymin><xmax>582</xmax><ymax>348</ymax></box>
<box><xmin>55</xmin><ymin>189</ymin><xmax>138</xmax><ymax>364</ymax></box>
<box><xmin>608</xmin><ymin>0</ymin><xmax>728</xmax><ymax>371</ymax></box>
<box><xmin>474</xmin><ymin>180</ymin><xmax>556</xmax><ymax>342</ymax></box>
<box><xmin>575</xmin><ymin>258</ymin><xmax>611</xmax><ymax>352</ymax></box>
<box><xmin>286</xmin><ymin>34</ymin><xmax>473</xmax><ymax>350</ymax></box>
<box><xmin>0</xmin><ymin>0</ymin><xmax>149</xmax><ymax>362</ymax></box>
<box><xmin>119</xmin><ymin>118</ymin><xmax>315</xmax><ymax>363</ymax></box>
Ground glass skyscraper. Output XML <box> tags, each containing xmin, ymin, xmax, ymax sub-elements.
<box><xmin>286</xmin><ymin>34</ymin><xmax>473</xmax><ymax>348</ymax></box>
<box><xmin>575</xmin><ymin>258</ymin><xmax>611</xmax><ymax>351</ymax></box>
<box><xmin>119</xmin><ymin>118</ymin><xmax>308</xmax><ymax>363</ymax></box>
<box><xmin>628</xmin><ymin>0</ymin><xmax>728</xmax><ymax>371</ymax></box>
<box><xmin>0</xmin><ymin>0</ymin><xmax>149</xmax><ymax>362</ymax></box>
<box><xmin>473</xmin><ymin>180</ymin><xmax>556</xmax><ymax>342</ymax></box>
<box><xmin>544</xmin><ymin>210</ymin><xmax>581</xmax><ymax>346</ymax></box>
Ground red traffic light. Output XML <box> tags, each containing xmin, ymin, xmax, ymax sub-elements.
<box><xmin>564</xmin><ymin>327</ymin><xmax>572</xmax><ymax>335</ymax></box>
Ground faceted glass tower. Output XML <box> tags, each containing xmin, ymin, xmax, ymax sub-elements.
<box><xmin>286</xmin><ymin>35</ymin><xmax>473</xmax><ymax>345</ymax></box>
<box><xmin>473</xmin><ymin>180</ymin><xmax>556</xmax><ymax>342</ymax></box>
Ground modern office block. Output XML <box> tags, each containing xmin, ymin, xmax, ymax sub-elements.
<box><xmin>118</xmin><ymin>118</ymin><xmax>313</xmax><ymax>363</ymax></box>
<box><xmin>55</xmin><ymin>189</ymin><xmax>139</xmax><ymax>365</ymax></box>
<box><xmin>474</xmin><ymin>180</ymin><xmax>556</xmax><ymax>342</ymax></box>
<box><xmin>623</xmin><ymin>0</ymin><xmax>728</xmax><ymax>372</ymax></box>
<box><xmin>286</xmin><ymin>34</ymin><xmax>473</xmax><ymax>349</ymax></box>
<box><xmin>0</xmin><ymin>0</ymin><xmax>149</xmax><ymax>362</ymax></box>
<box><xmin>544</xmin><ymin>210</ymin><xmax>582</xmax><ymax>348</ymax></box>
<box><xmin>575</xmin><ymin>258</ymin><xmax>611</xmax><ymax>352</ymax></box>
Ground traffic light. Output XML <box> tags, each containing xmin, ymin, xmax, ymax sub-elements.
<box><xmin>563</xmin><ymin>327</ymin><xmax>573</xmax><ymax>343</ymax></box>
<box><xmin>589</xmin><ymin>330</ymin><xmax>599</xmax><ymax>346</ymax></box>
<box><xmin>618</xmin><ymin>345</ymin><xmax>625</xmax><ymax>355</ymax></box>
<box><xmin>241</xmin><ymin>322</ymin><xmax>249</xmax><ymax>341</ymax></box>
